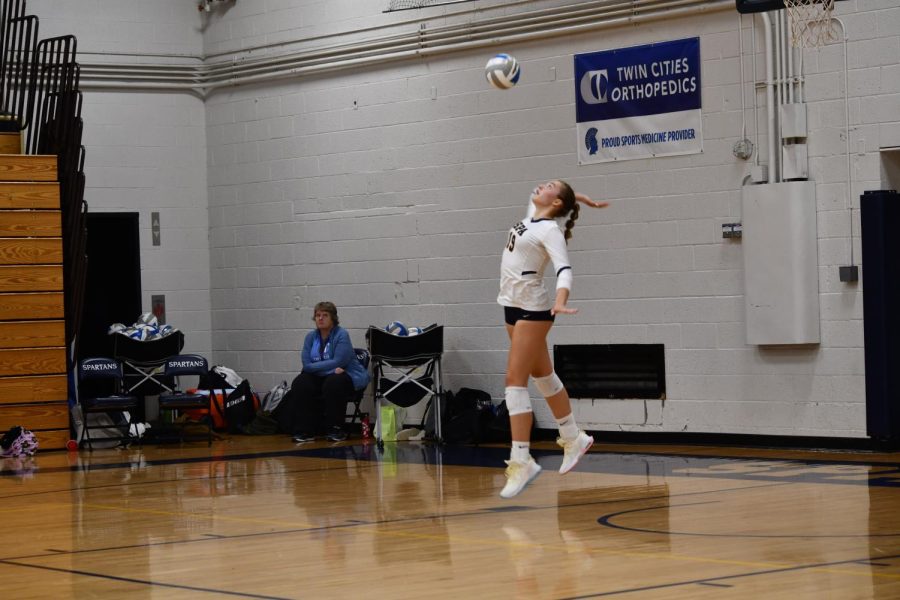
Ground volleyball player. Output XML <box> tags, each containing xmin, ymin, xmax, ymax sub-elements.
<box><xmin>497</xmin><ymin>180</ymin><xmax>608</xmax><ymax>498</ymax></box>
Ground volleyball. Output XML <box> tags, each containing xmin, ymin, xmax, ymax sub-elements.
<box><xmin>127</xmin><ymin>327</ymin><xmax>148</xmax><ymax>341</ymax></box>
<box><xmin>485</xmin><ymin>53</ymin><xmax>520</xmax><ymax>90</ymax></box>
<box><xmin>386</xmin><ymin>321</ymin><xmax>408</xmax><ymax>336</ymax></box>
<box><xmin>137</xmin><ymin>312</ymin><xmax>158</xmax><ymax>327</ymax></box>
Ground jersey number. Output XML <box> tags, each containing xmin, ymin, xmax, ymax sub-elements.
<box><xmin>506</xmin><ymin>231</ymin><xmax>516</xmax><ymax>252</ymax></box>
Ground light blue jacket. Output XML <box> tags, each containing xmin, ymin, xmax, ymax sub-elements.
<box><xmin>301</xmin><ymin>326</ymin><xmax>370</xmax><ymax>391</ymax></box>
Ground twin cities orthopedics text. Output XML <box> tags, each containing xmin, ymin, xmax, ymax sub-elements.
<box><xmin>610</xmin><ymin>58</ymin><xmax>698</xmax><ymax>102</ymax></box>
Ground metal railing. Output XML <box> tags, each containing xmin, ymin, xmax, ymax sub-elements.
<box><xmin>0</xmin><ymin>0</ymin><xmax>37</xmax><ymax>129</ymax></box>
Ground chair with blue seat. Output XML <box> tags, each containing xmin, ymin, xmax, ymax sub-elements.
<box><xmin>77</xmin><ymin>357</ymin><xmax>140</xmax><ymax>451</ymax></box>
<box><xmin>157</xmin><ymin>354</ymin><xmax>212</xmax><ymax>446</ymax></box>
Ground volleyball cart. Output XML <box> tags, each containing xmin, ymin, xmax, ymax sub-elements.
<box><xmin>366</xmin><ymin>324</ymin><xmax>444</xmax><ymax>446</ymax></box>
<box><xmin>112</xmin><ymin>330</ymin><xmax>185</xmax><ymax>419</ymax></box>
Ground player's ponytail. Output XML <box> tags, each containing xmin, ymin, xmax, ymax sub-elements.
<box><xmin>556</xmin><ymin>180</ymin><xmax>578</xmax><ymax>243</ymax></box>
<box><xmin>564</xmin><ymin>203</ymin><xmax>579</xmax><ymax>242</ymax></box>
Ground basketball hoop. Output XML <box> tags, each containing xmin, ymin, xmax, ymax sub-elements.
<box><xmin>783</xmin><ymin>0</ymin><xmax>838</xmax><ymax>48</ymax></box>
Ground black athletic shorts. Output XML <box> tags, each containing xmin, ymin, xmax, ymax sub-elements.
<box><xmin>503</xmin><ymin>306</ymin><xmax>555</xmax><ymax>326</ymax></box>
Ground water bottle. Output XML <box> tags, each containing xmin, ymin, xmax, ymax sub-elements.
<box><xmin>361</xmin><ymin>413</ymin><xmax>371</xmax><ymax>440</ymax></box>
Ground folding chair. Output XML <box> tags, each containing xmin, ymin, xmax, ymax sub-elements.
<box><xmin>346</xmin><ymin>347</ymin><xmax>370</xmax><ymax>425</ymax></box>
<box><xmin>157</xmin><ymin>354</ymin><xmax>213</xmax><ymax>446</ymax></box>
<box><xmin>77</xmin><ymin>358</ymin><xmax>140</xmax><ymax>451</ymax></box>
<box><xmin>367</xmin><ymin>325</ymin><xmax>444</xmax><ymax>445</ymax></box>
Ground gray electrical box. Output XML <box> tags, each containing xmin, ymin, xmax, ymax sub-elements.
<box><xmin>742</xmin><ymin>181</ymin><xmax>820</xmax><ymax>345</ymax></box>
<box><xmin>781</xmin><ymin>103</ymin><xmax>808</xmax><ymax>139</ymax></box>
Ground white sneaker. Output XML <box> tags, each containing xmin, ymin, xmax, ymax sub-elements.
<box><xmin>500</xmin><ymin>458</ymin><xmax>542</xmax><ymax>499</ymax></box>
<box><xmin>557</xmin><ymin>431</ymin><xmax>594</xmax><ymax>474</ymax></box>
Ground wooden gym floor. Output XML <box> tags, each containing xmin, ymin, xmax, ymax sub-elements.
<box><xmin>2</xmin><ymin>435</ymin><xmax>900</xmax><ymax>599</ymax></box>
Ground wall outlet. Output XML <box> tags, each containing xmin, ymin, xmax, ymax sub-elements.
<box><xmin>722</xmin><ymin>222</ymin><xmax>743</xmax><ymax>239</ymax></box>
<box><xmin>839</xmin><ymin>265</ymin><xmax>859</xmax><ymax>282</ymax></box>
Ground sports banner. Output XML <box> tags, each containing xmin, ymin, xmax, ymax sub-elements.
<box><xmin>574</xmin><ymin>37</ymin><xmax>702</xmax><ymax>164</ymax></box>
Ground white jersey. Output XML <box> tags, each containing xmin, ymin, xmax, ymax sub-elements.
<box><xmin>497</xmin><ymin>202</ymin><xmax>573</xmax><ymax>311</ymax></box>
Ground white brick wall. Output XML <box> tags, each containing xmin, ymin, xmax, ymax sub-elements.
<box><xmin>27</xmin><ymin>1</ymin><xmax>211</xmax><ymax>356</ymax></box>
<box><xmin>29</xmin><ymin>1</ymin><xmax>900</xmax><ymax>438</ymax></box>
<box><xmin>201</xmin><ymin>1</ymin><xmax>897</xmax><ymax>438</ymax></box>
<box><xmin>28</xmin><ymin>0</ymin><xmax>203</xmax><ymax>57</ymax></box>
<box><xmin>80</xmin><ymin>91</ymin><xmax>211</xmax><ymax>356</ymax></box>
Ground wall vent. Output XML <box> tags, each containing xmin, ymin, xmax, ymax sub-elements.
<box><xmin>554</xmin><ymin>344</ymin><xmax>666</xmax><ymax>399</ymax></box>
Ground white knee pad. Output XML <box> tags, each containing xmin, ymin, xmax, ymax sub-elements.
<box><xmin>505</xmin><ymin>386</ymin><xmax>532</xmax><ymax>416</ymax></box>
<box><xmin>534</xmin><ymin>372</ymin><xmax>564</xmax><ymax>397</ymax></box>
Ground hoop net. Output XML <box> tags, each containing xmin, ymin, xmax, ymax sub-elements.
<box><xmin>783</xmin><ymin>0</ymin><xmax>838</xmax><ymax>48</ymax></box>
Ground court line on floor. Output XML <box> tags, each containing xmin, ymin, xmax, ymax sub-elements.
<box><xmin>0</xmin><ymin>446</ymin><xmax>354</xmax><ymax>478</ymax></box>
<box><xmin>5</xmin><ymin>443</ymin><xmax>900</xmax><ymax>480</ymax></box>
<box><xmin>0</xmin><ymin>460</ymin><xmax>379</xmax><ymax>501</ymax></box>
<box><xmin>5</xmin><ymin>447</ymin><xmax>899</xmax><ymax>578</ymax></box>
<box><xmin>4</xmin><ymin>478</ymin><xmax>896</xmax><ymax>587</ymax></box>
<box><xmin>555</xmin><ymin>551</ymin><xmax>900</xmax><ymax>598</ymax></box>
<box><xmin>598</xmin><ymin>502</ymin><xmax>900</xmax><ymax>539</ymax></box>
<box><xmin>0</xmin><ymin>558</ymin><xmax>292</xmax><ymax>599</ymax></box>
<box><xmin>0</xmin><ymin>479</ymin><xmax>787</xmax><ymax>563</ymax></box>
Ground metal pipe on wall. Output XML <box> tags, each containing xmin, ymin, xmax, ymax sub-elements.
<box><xmin>77</xmin><ymin>0</ymin><xmax>732</xmax><ymax>95</ymax></box>
<box><xmin>761</xmin><ymin>12</ymin><xmax>777</xmax><ymax>183</ymax></box>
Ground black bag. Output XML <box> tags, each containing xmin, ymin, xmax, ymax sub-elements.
<box><xmin>219</xmin><ymin>380</ymin><xmax>258</xmax><ymax>434</ymax></box>
<box><xmin>441</xmin><ymin>388</ymin><xmax>495</xmax><ymax>445</ymax></box>
<box><xmin>198</xmin><ymin>368</ymin><xmax>230</xmax><ymax>393</ymax></box>
<box><xmin>240</xmin><ymin>410</ymin><xmax>280</xmax><ymax>435</ymax></box>
<box><xmin>485</xmin><ymin>400</ymin><xmax>512</xmax><ymax>443</ymax></box>
<box><xmin>199</xmin><ymin>370</ymin><xmax>259</xmax><ymax>433</ymax></box>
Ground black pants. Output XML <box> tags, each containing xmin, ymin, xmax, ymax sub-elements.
<box><xmin>289</xmin><ymin>371</ymin><xmax>353</xmax><ymax>436</ymax></box>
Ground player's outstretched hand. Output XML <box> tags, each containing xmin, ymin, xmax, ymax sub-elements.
<box><xmin>584</xmin><ymin>199</ymin><xmax>609</xmax><ymax>209</ymax></box>
<box><xmin>575</xmin><ymin>193</ymin><xmax>609</xmax><ymax>209</ymax></box>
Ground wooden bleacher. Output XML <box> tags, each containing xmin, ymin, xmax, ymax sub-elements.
<box><xmin>0</xmin><ymin>130</ymin><xmax>69</xmax><ymax>450</ymax></box>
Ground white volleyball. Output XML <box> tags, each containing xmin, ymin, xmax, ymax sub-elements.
<box><xmin>127</xmin><ymin>327</ymin><xmax>148</xmax><ymax>341</ymax></box>
<box><xmin>386</xmin><ymin>321</ymin><xmax>408</xmax><ymax>336</ymax></box>
<box><xmin>485</xmin><ymin>53</ymin><xmax>520</xmax><ymax>90</ymax></box>
<box><xmin>137</xmin><ymin>312</ymin><xmax>158</xmax><ymax>327</ymax></box>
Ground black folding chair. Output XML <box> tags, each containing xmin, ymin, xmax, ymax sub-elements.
<box><xmin>77</xmin><ymin>358</ymin><xmax>140</xmax><ymax>451</ymax></box>
<box><xmin>367</xmin><ymin>325</ymin><xmax>444</xmax><ymax>444</ymax></box>
<box><xmin>157</xmin><ymin>354</ymin><xmax>212</xmax><ymax>446</ymax></box>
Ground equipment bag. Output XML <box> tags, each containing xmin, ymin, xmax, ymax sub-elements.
<box><xmin>192</xmin><ymin>376</ymin><xmax>260</xmax><ymax>433</ymax></box>
<box><xmin>261</xmin><ymin>380</ymin><xmax>289</xmax><ymax>413</ymax></box>
<box><xmin>380</xmin><ymin>403</ymin><xmax>407</xmax><ymax>442</ymax></box>
<box><xmin>216</xmin><ymin>380</ymin><xmax>259</xmax><ymax>433</ymax></box>
<box><xmin>441</xmin><ymin>388</ymin><xmax>495</xmax><ymax>445</ymax></box>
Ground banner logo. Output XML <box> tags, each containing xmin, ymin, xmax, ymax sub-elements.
<box><xmin>579</xmin><ymin>69</ymin><xmax>608</xmax><ymax>104</ymax></box>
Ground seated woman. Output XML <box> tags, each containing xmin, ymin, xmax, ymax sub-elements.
<box><xmin>289</xmin><ymin>301</ymin><xmax>370</xmax><ymax>443</ymax></box>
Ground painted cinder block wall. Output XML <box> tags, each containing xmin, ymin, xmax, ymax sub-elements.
<box><xmin>29</xmin><ymin>0</ymin><xmax>900</xmax><ymax>437</ymax></box>
<box><xmin>28</xmin><ymin>0</ymin><xmax>213</xmax><ymax>357</ymax></box>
